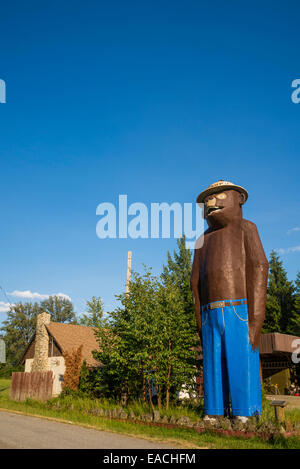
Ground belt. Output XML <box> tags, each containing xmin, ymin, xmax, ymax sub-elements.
<box><xmin>202</xmin><ymin>299</ymin><xmax>247</xmax><ymax>311</ymax></box>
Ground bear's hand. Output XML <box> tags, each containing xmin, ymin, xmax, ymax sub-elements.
<box><xmin>249</xmin><ymin>325</ymin><xmax>260</xmax><ymax>351</ymax></box>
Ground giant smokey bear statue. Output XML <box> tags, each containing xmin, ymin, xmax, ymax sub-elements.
<box><xmin>191</xmin><ymin>180</ymin><xmax>269</xmax><ymax>423</ymax></box>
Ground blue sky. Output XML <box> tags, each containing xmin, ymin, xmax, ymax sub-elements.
<box><xmin>0</xmin><ymin>0</ymin><xmax>299</xmax><ymax>321</ymax></box>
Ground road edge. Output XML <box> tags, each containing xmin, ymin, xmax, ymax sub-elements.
<box><xmin>0</xmin><ymin>407</ymin><xmax>201</xmax><ymax>449</ymax></box>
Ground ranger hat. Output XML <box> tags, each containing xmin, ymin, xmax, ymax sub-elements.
<box><xmin>196</xmin><ymin>180</ymin><xmax>248</xmax><ymax>204</ymax></box>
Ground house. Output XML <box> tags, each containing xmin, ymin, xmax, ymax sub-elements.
<box><xmin>259</xmin><ymin>332</ymin><xmax>300</xmax><ymax>394</ymax></box>
<box><xmin>20</xmin><ymin>312</ymin><xmax>101</xmax><ymax>396</ymax></box>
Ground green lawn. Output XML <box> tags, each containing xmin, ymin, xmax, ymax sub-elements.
<box><xmin>0</xmin><ymin>379</ymin><xmax>299</xmax><ymax>449</ymax></box>
<box><xmin>0</xmin><ymin>379</ymin><xmax>11</xmax><ymax>398</ymax></box>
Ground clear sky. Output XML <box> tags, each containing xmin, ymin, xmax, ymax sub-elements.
<box><xmin>0</xmin><ymin>0</ymin><xmax>299</xmax><ymax>321</ymax></box>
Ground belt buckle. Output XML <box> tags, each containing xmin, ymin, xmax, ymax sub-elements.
<box><xmin>209</xmin><ymin>301</ymin><xmax>225</xmax><ymax>310</ymax></box>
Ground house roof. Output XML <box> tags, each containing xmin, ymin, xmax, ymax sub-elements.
<box><xmin>259</xmin><ymin>332</ymin><xmax>300</xmax><ymax>355</ymax></box>
<box><xmin>46</xmin><ymin>322</ymin><xmax>101</xmax><ymax>367</ymax></box>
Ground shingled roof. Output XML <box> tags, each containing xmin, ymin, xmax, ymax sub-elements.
<box><xmin>46</xmin><ymin>322</ymin><xmax>100</xmax><ymax>367</ymax></box>
<box><xmin>259</xmin><ymin>332</ymin><xmax>300</xmax><ymax>355</ymax></box>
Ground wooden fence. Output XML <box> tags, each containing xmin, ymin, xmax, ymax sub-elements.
<box><xmin>10</xmin><ymin>371</ymin><xmax>54</xmax><ymax>401</ymax></box>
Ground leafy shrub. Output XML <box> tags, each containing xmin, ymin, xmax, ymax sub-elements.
<box><xmin>62</xmin><ymin>345</ymin><xmax>83</xmax><ymax>391</ymax></box>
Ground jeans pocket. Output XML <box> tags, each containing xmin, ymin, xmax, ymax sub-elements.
<box><xmin>233</xmin><ymin>305</ymin><xmax>248</xmax><ymax>322</ymax></box>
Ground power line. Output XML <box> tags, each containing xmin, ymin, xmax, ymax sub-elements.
<box><xmin>0</xmin><ymin>285</ymin><xmax>14</xmax><ymax>308</ymax></box>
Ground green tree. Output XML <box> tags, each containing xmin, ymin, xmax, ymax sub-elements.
<box><xmin>162</xmin><ymin>235</ymin><xmax>194</xmax><ymax>318</ymax></box>
<box><xmin>39</xmin><ymin>295</ymin><xmax>76</xmax><ymax>323</ymax></box>
<box><xmin>79</xmin><ymin>296</ymin><xmax>104</xmax><ymax>328</ymax></box>
<box><xmin>288</xmin><ymin>271</ymin><xmax>300</xmax><ymax>336</ymax></box>
<box><xmin>0</xmin><ymin>302</ymin><xmax>40</xmax><ymax>365</ymax></box>
<box><xmin>79</xmin><ymin>360</ymin><xmax>97</xmax><ymax>396</ymax></box>
<box><xmin>93</xmin><ymin>267</ymin><xmax>198</xmax><ymax>408</ymax></box>
<box><xmin>161</xmin><ymin>235</ymin><xmax>198</xmax><ymax>394</ymax></box>
<box><xmin>263</xmin><ymin>251</ymin><xmax>295</xmax><ymax>334</ymax></box>
<box><xmin>93</xmin><ymin>269</ymin><xmax>157</xmax><ymax>402</ymax></box>
<box><xmin>154</xmin><ymin>278</ymin><xmax>198</xmax><ymax>409</ymax></box>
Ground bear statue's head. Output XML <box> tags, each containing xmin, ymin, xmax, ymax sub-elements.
<box><xmin>204</xmin><ymin>189</ymin><xmax>246</xmax><ymax>229</ymax></box>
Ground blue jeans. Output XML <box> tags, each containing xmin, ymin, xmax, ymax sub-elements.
<box><xmin>201</xmin><ymin>299</ymin><xmax>261</xmax><ymax>417</ymax></box>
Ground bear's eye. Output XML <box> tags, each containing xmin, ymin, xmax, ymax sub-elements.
<box><xmin>216</xmin><ymin>192</ymin><xmax>227</xmax><ymax>200</ymax></box>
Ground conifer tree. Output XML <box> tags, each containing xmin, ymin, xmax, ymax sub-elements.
<box><xmin>288</xmin><ymin>271</ymin><xmax>300</xmax><ymax>336</ymax></box>
<box><xmin>263</xmin><ymin>251</ymin><xmax>295</xmax><ymax>334</ymax></box>
<box><xmin>162</xmin><ymin>235</ymin><xmax>196</xmax><ymax>328</ymax></box>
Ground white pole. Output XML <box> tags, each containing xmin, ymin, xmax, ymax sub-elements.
<box><xmin>126</xmin><ymin>251</ymin><xmax>132</xmax><ymax>294</ymax></box>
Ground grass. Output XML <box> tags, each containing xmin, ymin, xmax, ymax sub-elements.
<box><xmin>260</xmin><ymin>389</ymin><xmax>300</xmax><ymax>425</ymax></box>
<box><xmin>0</xmin><ymin>379</ymin><xmax>299</xmax><ymax>449</ymax></box>
<box><xmin>0</xmin><ymin>378</ymin><xmax>11</xmax><ymax>398</ymax></box>
<box><xmin>47</xmin><ymin>393</ymin><xmax>204</xmax><ymax>423</ymax></box>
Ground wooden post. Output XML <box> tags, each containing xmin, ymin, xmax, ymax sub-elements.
<box><xmin>275</xmin><ymin>406</ymin><xmax>285</xmax><ymax>423</ymax></box>
<box><xmin>126</xmin><ymin>251</ymin><xmax>132</xmax><ymax>294</ymax></box>
<box><xmin>270</xmin><ymin>400</ymin><xmax>287</xmax><ymax>424</ymax></box>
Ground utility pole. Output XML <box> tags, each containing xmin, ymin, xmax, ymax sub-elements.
<box><xmin>126</xmin><ymin>251</ymin><xmax>132</xmax><ymax>294</ymax></box>
<box><xmin>122</xmin><ymin>250</ymin><xmax>132</xmax><ymax>408</ymax></box>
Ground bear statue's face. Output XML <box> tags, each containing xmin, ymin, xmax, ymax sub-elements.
<box><xmin>204</xmin><ymin>189</ymin><xmax>245</xmax><ymax>229</ymax></box>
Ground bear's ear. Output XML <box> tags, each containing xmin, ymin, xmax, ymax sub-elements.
<box><xmin>239</xmin><ymin>192</ymin><xmax>246</xmax><ymax>206</ymax></box>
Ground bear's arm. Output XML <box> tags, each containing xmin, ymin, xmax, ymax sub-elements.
<box><xmin>190</xmin><ymin>247</ymin><xmax>202</xmax><ymax>333</ymax></box>
<box><xmin>243</xmin><ymin>220</ymin><xmax>269</xmax><ymax>349</ymax></box>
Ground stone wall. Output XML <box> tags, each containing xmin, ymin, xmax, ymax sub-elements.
<box><xmin>31</xmin><ymin>312</ymin><xmax>51</xmax><ymax>372</ymax></box>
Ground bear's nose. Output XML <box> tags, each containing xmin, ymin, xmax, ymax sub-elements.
<box><xmin>206</xmin><ymin>197</ymin><xmax>217</xmax><ymax>207</ymax></box>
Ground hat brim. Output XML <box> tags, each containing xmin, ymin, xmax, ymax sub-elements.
<box><xmin>196</xmin><ymin>184</ymin><xmax>248</xmax><ymax>204</ymax></box>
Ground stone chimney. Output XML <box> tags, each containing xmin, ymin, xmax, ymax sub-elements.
<box><xmin>31</xmin><ymin>312</ymin><xmax>51</xmax><ymax>372</ymax></box>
